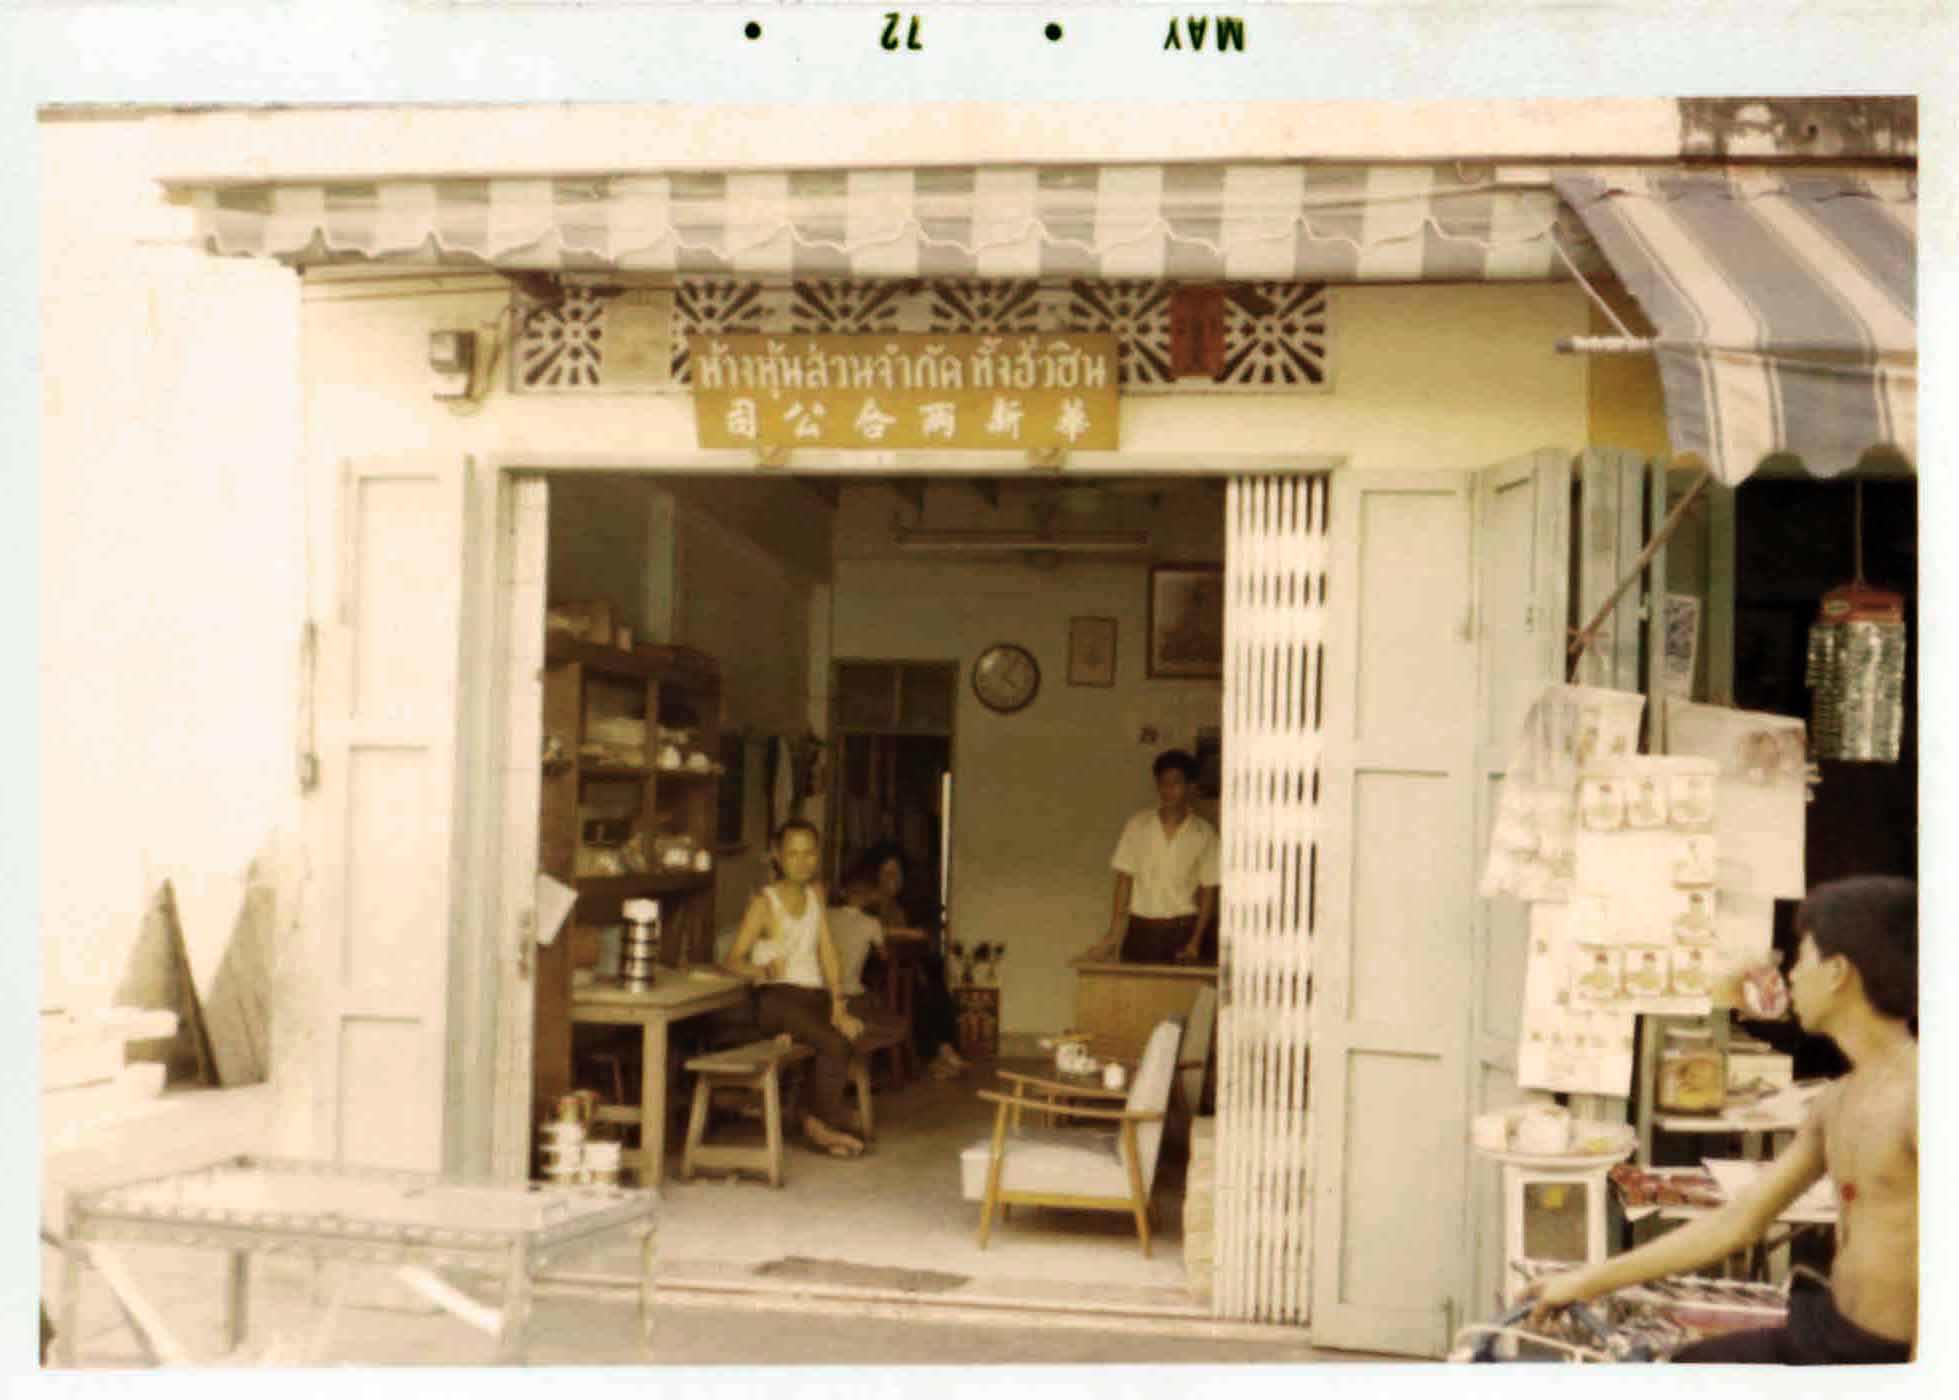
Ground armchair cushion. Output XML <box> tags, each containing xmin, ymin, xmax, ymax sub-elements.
<box><xmin>959</xmin><ymin>1129</ymin><xmax>1124</xmax><ymax>1200</ymax></box>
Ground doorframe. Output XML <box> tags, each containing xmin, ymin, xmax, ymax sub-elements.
<box><xmin>463</xmin><ymin>449</ymin><xmax>1344</xmax><ymax>1195</ymax></box>
<box><xmin>825</xmin><ymin>659</ymin><xmax>959</xmax><ymax>901</ymax></box>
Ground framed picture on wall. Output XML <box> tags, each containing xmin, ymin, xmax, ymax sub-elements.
<box><xmin>1068</xmin><ymin>616</ymin><xmax>1118</xmax><ymax>687</ymax></box>
<box><xmin>1148</xmin><ymin>563</ymin><xmax>1224</xmax><ymax>679</ymax></box>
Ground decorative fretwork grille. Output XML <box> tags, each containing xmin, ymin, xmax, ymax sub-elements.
<box><xmin>512</xmin><ymin>278</ymin><xmax>1331</xmax><ymax>395</ymax></box>
<box><xmin>514</xmin><ymin>287</ymin><xmax>608</xmax><ymax>390</ymax></box>
<box><xmin>1221</xmin><ymin>283</ymin><xmax>1330</xmax><ymax>387</ymax></box>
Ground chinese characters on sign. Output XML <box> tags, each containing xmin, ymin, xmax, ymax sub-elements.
<box><xmin>688</xmin><ymin>333</ymin><xmax>1121</xmax><ymax>451</ymax></box>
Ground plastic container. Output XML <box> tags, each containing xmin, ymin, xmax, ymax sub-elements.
<box><xmin>1658</xmin><ymin>1027</ymin><xmax>1725</xmax><ymax>1114</ymax></box>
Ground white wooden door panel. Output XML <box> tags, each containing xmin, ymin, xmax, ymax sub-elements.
<box><xmin>1313</xmin><ymin>454</ymin><xmax>1570</xmax><ymax>1357</ymax></box>
<box><xmin>1312</xmin><ymin>473</ymin><xmax>1476</xmax><ymax>1358</ymax></box>
<box><xmin>1466</xmin><ymin>448</ymin><xmax>1571</xmax><ymax>1322</ymax></box>
<box><xmin>306</xmin><ymin>457</ymin><xmax>468</xmax><ymax>1173</ymax></box>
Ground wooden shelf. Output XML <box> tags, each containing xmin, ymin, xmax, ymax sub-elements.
<box><xmin>579</xmin><ymin>764</ymin><xmax>653</xmax><ymax>780</ymax></box>
<box><xmin>573</xmin><ymin>873</ymin><xmax>712</xmax><ymax>899</ymax></box>
<box><xmin>571</xmin><ymin>764</ymin><xmax>722</xmax><ymax>782</ymax></box>
<box><xmin>546</xmin><ymin>632</ymin><xmax>721</xmax><ymax>691</ymax></box>
<box><xmin>536</xmin><ymin>629</ymin><xmax>722</xmax><ymax>1141</ymax></box>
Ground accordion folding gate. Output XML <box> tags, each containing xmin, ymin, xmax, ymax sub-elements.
<box><xmin>1214</xmin><ymin>475</ymin><xmax>1328</xmax><ymax>1324</ymax></box>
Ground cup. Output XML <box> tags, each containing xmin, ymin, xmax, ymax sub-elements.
<box><xmin>1470</xmin><ymin>1111</ymin><xmax>1511</xmax><ymax>1153</ymax></box>
<box><xmin>1102</xmin><ymin>1062</ymin><xmax>1127</xmax><ymax>1092</ymax></box>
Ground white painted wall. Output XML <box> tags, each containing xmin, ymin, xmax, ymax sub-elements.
<box><xmin>38</xmin><ymin>121</ymin><xmax>306</xmax><ymax>1116</ymax></box>
<box><xmin>297</xmin><ymin>279</ymin><xmax>1589</xmax><ymax>474</ymax></box>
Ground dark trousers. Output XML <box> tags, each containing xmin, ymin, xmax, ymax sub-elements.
<box><xmin>1669</xmin><ymin>1280</ymin><xmax>1912</xmax><ymax>1365</ymax></box>
<box><xmin>864</xmin><ymin>948</ymin><xmax>959</xmax><ymax>1060</ymax></box>
<box><xmin>754</xmin><ymin>984</ymin><xmax>856</xmax><ymax>1129</ymax></box>
<box><xmin>1120</xmin><ymin>915</ymin><xmax>1213</xmax><ymax>964</ymax></box>
<box><xmin>913</xmin><ymin>954</ymin><xmax>958</xmax><ymax>1058</ymax></box>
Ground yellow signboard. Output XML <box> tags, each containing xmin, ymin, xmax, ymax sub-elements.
<box><xmin>689</xmin><ymin>333</ymin><xmax>1120</xmax><ymax>451</ymax></box>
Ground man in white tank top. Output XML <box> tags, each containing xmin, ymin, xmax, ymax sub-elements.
<box><xmin>724</xmin><ymin>820</ymin><xmax>868</xmax><ymax>1157</ymax></box>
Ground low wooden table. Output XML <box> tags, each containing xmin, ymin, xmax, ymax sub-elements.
<box><xmin>1072</xmin><ymin>957</ymin><xmax>1216</xmax><ymax>1061</ymax></box>
<box><xmin>570</xmin><ymin>969</ymin><xmax>750</xmax><ymax>1186</ymax></box>
<box><xmin>57</xmin><ymin>1155</ymin><xmax>657</xmax><ymax>1366</ymax></box>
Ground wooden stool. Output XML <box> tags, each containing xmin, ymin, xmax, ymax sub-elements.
<box><xmin>853</xmin><ymin>1025</ymin><xmax>908</xmax><ymax>1123</ymax></box>
<box><xmin>680</xmin><ymin>1040</ymin><xmax>814</xmax><ymax>1187</ymax></box>
<box><xmin>846</xmin><ymin>1057</ymin><xmax>879</xmax><ymax>1141</ymax></box>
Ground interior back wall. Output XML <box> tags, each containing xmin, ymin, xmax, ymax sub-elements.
<box><xmin>831</xmin><ymin>553</ymin><xmax>1222</xmax><ymax>1036</ymax></box>
<box><xmin>545</xmin><ymin>477</ymin><xmax>672</xmax><ymax>640</ymax></box>
<box><xmin>672</xmin><ymin>501</ymin><xmax>817</xmax><ymax>919</ymax></box>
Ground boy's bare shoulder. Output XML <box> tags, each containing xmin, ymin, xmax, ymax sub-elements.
<box><xmin>1805</xmin><ymin>1077</ymin><xmax>1848</xmax><ymax>1127</ymax></box>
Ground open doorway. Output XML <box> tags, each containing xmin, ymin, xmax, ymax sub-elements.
<box><xmin>829</xmin><ymin>661</ymin><xmax>955</xmax><ymax>930</ymax></box>
<box><xmin>516</xmin><ymin>469</ymin><xmax>1229</xmax><ymax>1316</ymax></box>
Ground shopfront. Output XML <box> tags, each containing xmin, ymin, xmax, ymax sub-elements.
<box><xmin>80</xmin><ymin>98</ymin><xmax>1913</xmax><ymax>1356</ymax></box>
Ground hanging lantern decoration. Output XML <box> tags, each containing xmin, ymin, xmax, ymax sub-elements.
<box><xmin>1806</xmin><ymin>585</ymin><xmax>1906</xmax><ymax>762</ymax></box>
<box><xmin>1805</xmin><ymin>482</ymin><xmax>1907</xmax><ymax>764</ymax></box>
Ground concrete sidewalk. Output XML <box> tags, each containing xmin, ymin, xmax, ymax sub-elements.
<box><xmin>46</xmin><ymin>1242</ymin><xmax>1394</xmax><ymax>1369</ymax></box>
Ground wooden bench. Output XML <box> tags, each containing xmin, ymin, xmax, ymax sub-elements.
<box><xmin>680</xmin><ymin>1039</ymin><xmax>882</xmax><ymax>1185</ymax></box>
<box><xmin>680</xmin><ymin>1039</ymin><xmax>811</xmax><ymax>1187</ymax></box>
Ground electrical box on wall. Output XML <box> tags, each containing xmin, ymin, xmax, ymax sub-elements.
<box><xmin>428</xmin><ymin>330</ymin><xmax>476</xmax><ymax>399</ymax></box>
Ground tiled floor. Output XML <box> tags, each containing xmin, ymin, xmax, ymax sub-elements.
<box><xmin>611</xmin><ymin>1054</ymin><xmax>1202</xmax><ymax>1314</ymax></box>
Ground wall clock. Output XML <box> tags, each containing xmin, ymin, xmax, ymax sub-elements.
<box><xmin>972</xmin><ymin>642</ymin><xmax>1041</xmax><ymax>714</ymax></box>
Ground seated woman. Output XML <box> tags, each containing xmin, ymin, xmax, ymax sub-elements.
<box><xmin>721</xmin><ymin>819</ymin><xmax>868</xmax><ymax>1158</ymax></box>
<box><xmin>855</xmin><ymin>843</ymin><xmax>968</xmax><ymax>1078</ymax></box>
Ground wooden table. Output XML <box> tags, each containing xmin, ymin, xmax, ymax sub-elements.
<box><xmin>1072</xmin><ymin>957</ymin><xmax>1217</xmax><ymax>1061</ymax></box>
<box><xmin>57</xmin><ymin>1155</ymin><xmax>657</xmax><ymax>1367</ymax></box>
<box><xmin>570</xmin><ymin>970</ymin><xmax>750</xmax><ymax>1186</ymax></box>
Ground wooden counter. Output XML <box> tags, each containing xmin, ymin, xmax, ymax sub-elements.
<box><xmin>1072</xmin><ymin>958</ymin><xmax>1217</xmax><ymax>1061</ymax></box>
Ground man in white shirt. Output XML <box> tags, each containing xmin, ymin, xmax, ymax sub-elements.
<box><xmin>1084</xmin><ymin>749</ymin><xmax>1221</xmax><ymax>964</ymax></box>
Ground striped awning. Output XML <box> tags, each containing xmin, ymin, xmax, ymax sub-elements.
<box><xmin>1554</xmin><ymin>170</ymin><xmax>1915</xmax><ymax>483</ymax></box>
<box><xmin>173</xmin><ymin>163</ymin><xmax>1602</xmax><ymax>284</ymax></box>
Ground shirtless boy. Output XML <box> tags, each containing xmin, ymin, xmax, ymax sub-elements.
<box><xmin>1526</xmin><ymin>875</ymin><xmax>1917</xmax><ymax>1364</ymax></box>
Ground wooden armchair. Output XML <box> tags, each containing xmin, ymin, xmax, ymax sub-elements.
<box><xmin>1177</xmin><ymin>984</ymin><xmax>1218</xmax><ymax>1122</ymax></box>
<box><xmin>959</xmin><ymin>1017</ymin><xmax>1185</xmax><ymax>1257</ymax></box>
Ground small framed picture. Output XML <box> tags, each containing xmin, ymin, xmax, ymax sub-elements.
<box><xmin>1148</xmin><ymin>563</ymin><xmax>1224</xmax><ymax>679</ymax></box>
<box><xmin>1068</xmin><ymin>616</ymin><xmax>1118</xmax><ymax>687</ymax></box>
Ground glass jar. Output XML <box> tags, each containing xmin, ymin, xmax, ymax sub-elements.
<box><xmin>1658</xmin><ymin>1027</ymin><xmax>1725</xmax><ymax>1114</ymax></box>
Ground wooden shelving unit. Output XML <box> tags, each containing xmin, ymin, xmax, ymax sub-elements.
<box><xmin>533</xmin><ymin>632</ymin><xmax>722</xmax><ymax>1120</ymax></box>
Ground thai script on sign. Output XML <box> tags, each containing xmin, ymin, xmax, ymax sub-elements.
<box><xmin>689</xmin><ymin>333</ymin><xmax>1120</xmax><ymax>451</ymax></box>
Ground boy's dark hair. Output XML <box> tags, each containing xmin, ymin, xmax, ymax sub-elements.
<box><xmin>1798</xmin><ymin>876</ymin><xmax>1917</xmax><ymax>1028</ymax></box>
<box><xmin>772</xmin><ymin>817</ymin><xmax>820</xmax><ymax>848</ymax></box>
<box><xmin>1152</xmin><ymin>748</ymin><xmax>1199</xmax><ymax>781</ymax></box>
